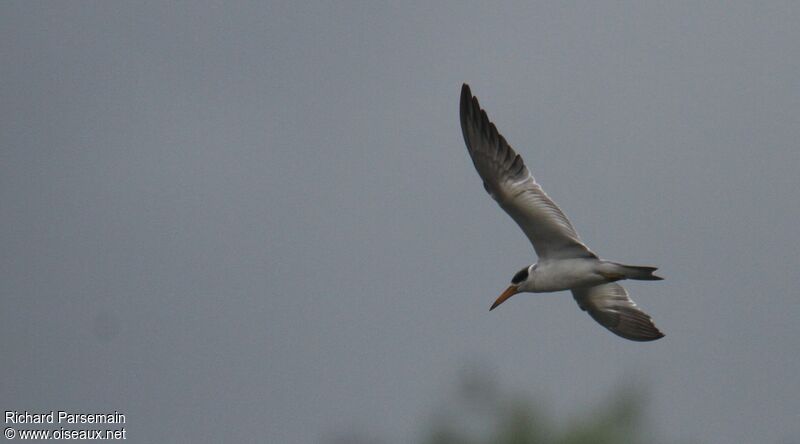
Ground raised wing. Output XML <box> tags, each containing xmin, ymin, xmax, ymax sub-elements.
<box><xmin>572</xmin><ymin>283</ymin><xmax>664</xmax><ymax>341</ymax></box>
<box><xmin>459</xmin><ymin>84</ymin><xmax>595</xmax><ymax>260</ymax></box>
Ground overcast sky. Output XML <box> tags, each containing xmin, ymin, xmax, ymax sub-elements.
<box><xmin>2</xmin><ymin>2</ymin><xmax>799</xmax><ymax>443</ymax></box>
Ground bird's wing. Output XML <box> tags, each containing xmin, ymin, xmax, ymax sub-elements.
<box><xmin>459</xmin><ymin>84</ymin><xmax>595</xmax><ymax>260</ymax></box>
<box><xmin>572</xmin><ymin>283</ymin><xmax>664</xmax><ymax>341</ymax></box>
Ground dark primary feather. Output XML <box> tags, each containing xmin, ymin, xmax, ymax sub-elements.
<box><xmin>459</xmin><ymin>84</ymin><xmax>596</xmax><ymax>260</ymax></box>
<box><xmin>572</xmin><ymin>283</ymin><xmax>664</xmax><ymax>342</ymax></box>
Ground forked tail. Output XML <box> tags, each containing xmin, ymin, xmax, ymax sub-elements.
<box><xmin>615</xmin><ymin>263</ymin><xmax>664</xmax><ymax>281</ymax></box>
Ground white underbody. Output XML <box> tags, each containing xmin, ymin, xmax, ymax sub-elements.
<box><xmin>521</xmin><ymin>258</ymin><xmax>621</xmax><ymax>293</ymax></box>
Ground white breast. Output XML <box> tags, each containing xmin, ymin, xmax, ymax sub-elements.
<box><xmin>529</xmin><ymin>258</ymin><xmax>605</xmax><ymax>292</ymax></box>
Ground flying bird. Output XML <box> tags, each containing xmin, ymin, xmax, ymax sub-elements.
<box><xmin>459</xmin><ymin>84</ymin><xmax>664</xmax><ymax>341</ymax></box>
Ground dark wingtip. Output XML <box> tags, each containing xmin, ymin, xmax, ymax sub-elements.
<box><xmin>460</xmin><ymin>84</ymin><xmax>473</xmax><ymax>112</ymax></box>
<box><xmin>624</xmin><ymin>330</ymin><xmax>665</xmax><ymax>342</ymax></box>
<box><xmin>460</xmin><ymin>84</ymin><xmax>477</xmax><ymax>145</ymax></box>
<box><xmin>460</xmin><ymin>84</ymin><xmax>471</xmax><ymax>103</ymax></box>
<box><xmin>634</xmin><ymin>327</ymin><xmax>666</xmax><ymax>341</ymax></box>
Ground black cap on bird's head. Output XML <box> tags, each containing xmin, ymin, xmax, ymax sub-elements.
<box><xmin>511</xmin><ymin>266</ymin><xmax>529</xmax><ymax>285</ymax></box>
<box><xmin>490</xmin><ymin>265</ymin><xmax>533</xmax><ymax>311</ymax></box>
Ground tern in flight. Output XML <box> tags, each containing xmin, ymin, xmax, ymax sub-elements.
<box><xmin>459</xmin><ymin>84</ymin><xmax>664</xmax><ymax>341</ymax></box>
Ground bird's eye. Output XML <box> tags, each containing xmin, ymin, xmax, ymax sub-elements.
<box><xmin>511</xmin><ymin>267</ymin><xmax>529</xmax><ymax>284</ymax></box>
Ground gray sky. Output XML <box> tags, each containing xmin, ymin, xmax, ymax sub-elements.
<box><xmin>2</xmin><ymin>1</ymin><xmax>799</xmax><ymax>443</ymax></box>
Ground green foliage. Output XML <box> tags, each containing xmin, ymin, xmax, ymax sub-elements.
<box><xmin>328</xmin><ymin>368</ymin><xmax>684</xmax><ymax>444</ymax></box>
<box><xmin>422</xmin><ymin>371</ymin><xmax>655</xmax><ymax>444</ymax></box>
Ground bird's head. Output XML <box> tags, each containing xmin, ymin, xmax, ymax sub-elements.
<box><xmin>490</xmin><ymin>264</ymin><xmax>537</xmax><ymax>311</ymax></box>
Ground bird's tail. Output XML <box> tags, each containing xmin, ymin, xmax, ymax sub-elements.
<box><xmin>613</xmin><ymin>263</ymin><xmax>664</xmax><ymax>281</ymax></box>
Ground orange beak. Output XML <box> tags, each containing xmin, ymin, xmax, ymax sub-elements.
<box><xmin>490</xmin><ymin>285</ymin><xmax>520</xmax><ymax>311</ymax></box>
